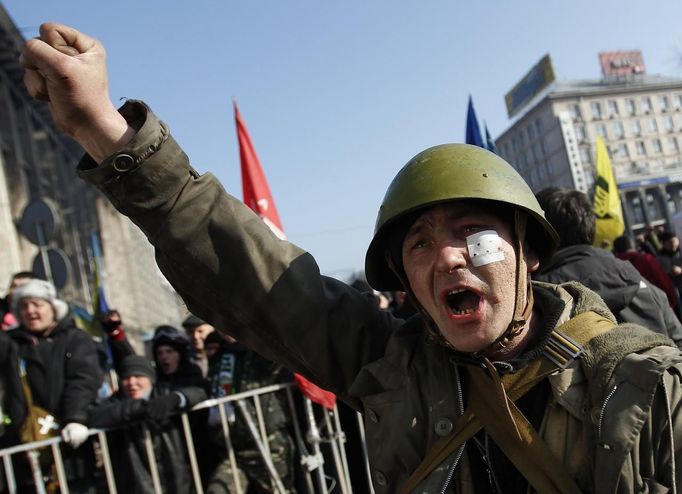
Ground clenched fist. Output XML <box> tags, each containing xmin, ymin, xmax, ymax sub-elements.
<box><xmin>21</xmin><ymin>23</ymin><xmax>133</xmax><ymax>163</ymax></box>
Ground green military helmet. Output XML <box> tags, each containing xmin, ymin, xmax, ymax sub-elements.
<box><xmin>365</xmin><ymin>143</ymin><xmax>560</xmax><ymax>291</ymax></box>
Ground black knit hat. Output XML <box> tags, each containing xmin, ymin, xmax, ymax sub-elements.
<box><xmin>118</xmin><ymin>355</ymin><xmax>156</xmax><ymax>383</ymax></box>
<box><xmin>152</xmin><ymin>325</ymin><xmax>190</xmax><ymax>355</ymax></box>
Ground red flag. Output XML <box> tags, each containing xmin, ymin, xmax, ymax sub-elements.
<box><xmin>234</xmin><ymin>100</ymin><xmax>336</xmax><ymax>410</ymax></box>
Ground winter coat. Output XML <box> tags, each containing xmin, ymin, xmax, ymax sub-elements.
<box><xmin>8</xmin><ymin>317</ymin><xmax>103</xmax><ymax>425</ymax></box>
<box><xmin>77</xmin><ymin>100</ymin><xmax>682</xmax><ymax>493</ymax></box>
<box><xmin>658</xmin><ymin>248</ymin><xmax>682</xmax><ymax>292</ymax></box>
<box><xmin>104</xmin><ymin>334</ymin><xmax>214</xmax><ymax>490</ymax></box>
<box><xmin>88</xmin><ymin>385</ymin><xmax>207</xmax><ymax>494</ymax></box>
<box><xmin>614</xmin><ymin>249</ymin><xmax>678</xmax><ymax>307</ymax></box>
<box><xmin>535</xmin><ymin>244</ymin><xmax>682</xmax><ymax>347</ymax></box>
<box><xmin>0</xmin><ymin>331</ymin><xmax>24</xmax><ymax>445</ymax></box>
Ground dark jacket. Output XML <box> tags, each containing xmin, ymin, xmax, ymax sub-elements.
<box><xmin>100</xmin><ymin>333</ymin><xmax>211</xmax><ymax>492</ymax></box>
<box><xmin>77</xmin><ymin>101</ymin><xmax>682</xmax><ymax>493</ymax></box>
<box><xmin>0</xmin><ymin>331</ymin><xmax>25</xmax><ymax>445</ymax></box>
<box><xmin>658</xmin><ymin>248</ymin><xmax>682</xmax><ymax>291</ymax></box>
<box><xmin>535</xmin><ymin>244</ymin><xmax>682</xmax><ymax>347</ymax></box>
<box><xmin>88</xmin><ymin>385</ymin><xmax>206</xmax><ymax>494</ymax></box>
<box><xmin>8</xmin><ymin>317</ymin><xmax>103</xmax><ymax>425</ymax></box>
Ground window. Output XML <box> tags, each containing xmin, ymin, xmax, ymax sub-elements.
<box><xmin>596</xmin><ymin>123</ymin><xmax>607</xmax><ymax>138</ymax></box>
<box><xmin>579</xmin><ymin>147</ymin><xmax>591</xmax><ymax>164</ymax></box>
<box><xmin>618</xmin><ymin>143</ymin><xmax>629</xmax><ymax>158</ymax></box>
<box><xmin>646</xmin><ymin>192</ymin><xmax>661</xmax><ymax>219</ymax></box>
<box><xmin>574</xmin><ymin>125</ymin><xmax>586</xmax><ymax>142</ymax></box>
<box><xmin>631</xmin><ymin>119</ymin><xmax>642</xmax><ymax>136</ymax></box>
<box><xmin>612</xmin><ymin>121</ymin><xmax>625</xmax><ymax>139</ymax></box>
<box><xmin>545</xmin><ymin>160</ymin><xmax>554</xmax><ymax>176</ymax></box>
<box><xmin>569</xmin><ymin>104</ymin><xmax>582</xmax><ymax>120</ymax></box>
<box><xmin>591</xmin><ymin>101</ymin><xmax>603</xmax><ymax>119</ymax></box>
<box><xmin>652</xmin><ymin>139</ymin><xmax>663</xmax><ymax>153</ymax></box>
<box><xmin>676</xmin><ymin>94</ymin><xmax>682</xmax><ymax>110</ymax></box>
<box><xmin>669</xmin><ymin>136</ymin><xmax>679</xmax><ymax>152</ymax></box>
<box><xmin>664</xmin><ymin>115</ymin><xmax>674</xmax><ymax>132</ymax></box>
<box><xmin>607</xmin><ymin>100</ymin><xmax>619</xmax><ymax>117</ymax></box>
<box><xmin>538</xmin><ymin>164</ymin><xmax>546</xmax><ymax>181</ymax></box>
<box><xmin>636</xmin><ymin>141</ymin><xmax>647</xmax><ymax>155</ymax></box>
<box><xmin>648</xmin><ymin>116</ymin><xmax>658</xmax><ymax>133</ymax></box>
<box><xmin>527</xmin><ymin>125</ymin><xmax>535</xmax><ymax>141</ymax></box>
<box><xmin>626</xmin><ymin>98</ymin><xmax>637</xmax><ymax>116</ymax></box>
<box><xmin>659</xmin><ymin>95</ymin><xmax>670</xmax><ymax>112</ymax></box>
<box><xmin>642</xmin><ymin>96</ymin><xmax>652</xmax><ymax>113</ymax></box>
<box><xmin>631</xmin><ymin>195</ymin><xmax>645</xmax><ymax>224</ymax></box>
<box><xmin>540</xmin><ymin>137</ymin><xmax>549</xmax><ymax>154</ymax></box>
<box><xmin>535</xmin><ymin>118</ymin><xmax>544</xmax><ymax>134</ymax></box>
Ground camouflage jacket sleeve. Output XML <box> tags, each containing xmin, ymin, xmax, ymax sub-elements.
<box><xmin>77</xmin><ymin>101</ymin><xmax>396</xmax><ymax>403</ymax></box>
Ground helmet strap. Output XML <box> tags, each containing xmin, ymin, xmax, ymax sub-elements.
<box><xmin>484</xmin><ymin>210</ymin><xmax>534</xmax><ymax>354</ymax></box>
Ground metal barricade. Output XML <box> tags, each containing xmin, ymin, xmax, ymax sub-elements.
<box><xmin>0</xmin><ymin>382</ymin><xmax>368</xmax><ymax>493</ymax></box>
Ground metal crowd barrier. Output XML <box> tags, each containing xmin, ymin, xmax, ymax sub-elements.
<box><xmin>0</xmin><ymin>383</ymin><xmax>375</xmax><ymax>494</ymax></box>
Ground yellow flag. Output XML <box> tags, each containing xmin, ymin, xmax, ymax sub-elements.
<box><xmin>592</xmin><ymin>137</ymin><xmax>624</xmax><ymax>247</ymax></box>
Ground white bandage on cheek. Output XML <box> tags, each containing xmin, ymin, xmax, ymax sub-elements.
<box><xmin>467</xmin><ymin>230</ymin><xmax>505</xmax><ymax>267</ymax></box>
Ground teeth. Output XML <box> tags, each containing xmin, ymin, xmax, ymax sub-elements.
<box><xmin>451</xmin><ymin>308</ymin><xmax>476</xmax><ymax>315</ymax></box>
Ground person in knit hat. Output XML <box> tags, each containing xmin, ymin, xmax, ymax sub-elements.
<box><xmin>88</xmin><ymin>350</ymin><xmax>207</xmax><ymax>493</ymax></box>
<box><xmin>151</xmin><ymin>325</ymin><xmax>204</xmax><ymax>386</ymax></box>
<box><xmin>118</xmin><ymin>354</ymin><xmax>156</xmax><ymax>399</ymax></box>
<box><xmin>8</xmin><ymin>278</ymin><xmax>102</xmax><ymax>490</ymax></box>
<box><xmin>11</xmin><ymin>279</ymin><xmax>69</xmax><ymax>334</ymax></box>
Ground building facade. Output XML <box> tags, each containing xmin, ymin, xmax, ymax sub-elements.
<box><xmin>496</xmin><ymin>55</ymin><xmax>682</xmax><ymax>236</ymax></box>
<box><xmin>0</xmin><ymin>4</ymin><xmax>184</xmax><ymax>333</ymax></box>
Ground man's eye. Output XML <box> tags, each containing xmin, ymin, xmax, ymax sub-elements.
<box><xmin>407</xmin><ymin>239</ymin><xmax>428</xmax><ymax>251</ymax></box>
<box><xmin>463</xmin><ymin>224</ymin><xmax>487</xmax><ymax>235</ymax></box>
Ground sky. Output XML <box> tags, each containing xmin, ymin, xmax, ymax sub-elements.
<box><xmin>4</xmin><ymin>0</ymin><xmax>682</xmax><ymax>281</ymax></box>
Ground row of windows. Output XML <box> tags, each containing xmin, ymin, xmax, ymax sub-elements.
<box><xmin>504</xmin><ymin>137</ymin><xmax>549</xmax><ymax>165</ymax></box>
<box><xmin>578</xmin><ymin>136</ymin><xmax>680</xmax><ymax>163</ymax></box>
<box><xmin>574</xmin><ymin>115</ymin><xmax>680</xmax><ymax>142</ymax></box>
<box><xmin>509</xmin><ymin>117</ymin><xmax>546</xmax><ymax>152</ymax></box>
<box><xmin>516</xmin><ymin>160</ymin><xmax>555</xmax><ymax>188</ymax></box>
<box><xmin>569</xmin><ymin>93</ymin><xmax>682</xmax><ymax>121</ymax></box>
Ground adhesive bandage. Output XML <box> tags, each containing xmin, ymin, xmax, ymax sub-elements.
<box><xmin>467</xmin><ymin>230</ymin><xmax>505</xmax><ymax>267</ymax></box>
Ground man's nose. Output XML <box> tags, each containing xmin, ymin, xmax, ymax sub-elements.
<box><xmin>435</xmin><ymin>242</ymin><xmax>468</xmax><ymax>273</ymax></box>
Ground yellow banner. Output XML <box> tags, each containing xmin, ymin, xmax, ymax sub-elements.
<box><xmin>593</xmin><ymin>137</ymin><xmax>624</xmax><ymax>248</ymax></box>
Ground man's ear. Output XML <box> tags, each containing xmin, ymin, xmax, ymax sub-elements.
<box><xmin>524</xmin><ymin>246</ymin><xmax>540</xmax><ymax>273</ymax></box>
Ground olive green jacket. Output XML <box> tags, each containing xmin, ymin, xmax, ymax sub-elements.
<box><xmin>78</xmin><ymin>101</ymin><xmax>682</xmax><ymax>493</ymax></box>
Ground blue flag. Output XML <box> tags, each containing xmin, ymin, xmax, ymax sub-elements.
<box><xmin>91</xmin><ymin>232</ymin><xmax>110</xmax><ymax>333</ymax></box>
<box><xmin>484</xmin><ymin>123</ymin><xmax>497</xmax><ymax>154</ymax></box>
<box><xmin>465</xmin><ymin>95</ymin><xmax>484</xmax><ymax>148</ymax></box>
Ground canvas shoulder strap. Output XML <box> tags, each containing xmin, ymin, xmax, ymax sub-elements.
<box><xmin>399</xmin><ymin>310</ymin><xmax>614</xmax><ymax>494</ymax></box>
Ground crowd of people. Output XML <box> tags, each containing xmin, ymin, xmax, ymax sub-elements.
<box><xmin>10</xmin><ymin>21</ymin><xmax>682</xmax><ymax>492</ymax></box>
<box><xmin>0</xmin><ymin>269</ymin><xmax>413</xmax><ymax>493</ymax></box>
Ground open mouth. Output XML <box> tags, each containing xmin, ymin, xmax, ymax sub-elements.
<box><xmin>445</xmin><ymin>289</ymin><xmax>481</xmax><ymax>315</ymax></box>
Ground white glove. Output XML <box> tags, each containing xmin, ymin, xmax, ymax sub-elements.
<box><xmin>61</xmin><ymin>422</ymin><xmax>90</xmax><ymax>448</ymax></box>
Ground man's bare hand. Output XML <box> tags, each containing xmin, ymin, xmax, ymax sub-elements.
<box><xmin>21</xmin><ymin>23</ymin><xmax>134</xmax><ymax>163</ymax></box>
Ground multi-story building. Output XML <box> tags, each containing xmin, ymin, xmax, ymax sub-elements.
<box><xmin>496</xmin><ymin>52</ymin><xmax>682</xmax><ymax>235</ymax></box>
<box><xmin>0</xmin><ymin>4</ymin><xmax>185</xmax><ymax>334</ymax></box>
